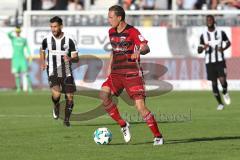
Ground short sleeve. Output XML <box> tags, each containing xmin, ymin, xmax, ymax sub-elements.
<box><xmin>41</xmin><ymin>38</ymin><xmax>47</xmax><ymax>50</ymax></box>
<box><xmin>69</xmin><ymin>38</ymin><xmax>78</xmax><ymax>53</ymax></box>
<box><xmin>199</xmin><ymin>34</ymin><xmax>204</xmax><ymax>45</ymax></box>
<box><xmin>131</xmin><ymin>28</ymin><xmax>148</xmax><ymax>46</ymax></box>
<box><xmin>221</xmin><ymin>31</ymin><xmax>229</xmax><ymax>42</ymax></box>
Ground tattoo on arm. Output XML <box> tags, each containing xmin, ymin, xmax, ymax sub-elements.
<box><xmin>40</xmin><ymin>48</ymin><xmax>45</xmax><ymax>62</ymax></box>
<box><xmin>71</xmin><ymin>53</ymin><xmax>79</xmax><ymax>63</ymax></box>
<box><xmin>139</xmin><ymin>44</ymin><xmax>150</xmax><ymax>55</ymax></box>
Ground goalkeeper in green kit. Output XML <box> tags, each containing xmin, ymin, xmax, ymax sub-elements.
<box><xmin>8</xmin><ymin>27</ymin><xmax>32</xmax><ymax>93</ymax></box>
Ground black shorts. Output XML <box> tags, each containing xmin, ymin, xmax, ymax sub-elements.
<box><xmin>48</xmin><ymin>76</ymin><xmax>76</xmax><ymax>93</ymax></box>
<box><xmin>206</xmin><ymin>61</ymin><xmax>227</xmax><ymax>81</ymax></box>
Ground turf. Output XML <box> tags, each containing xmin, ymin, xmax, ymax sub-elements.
<box><xmin>0</xmin><ymin>91</ymin><xmax>240</xmax><ymax>160</ymax></box>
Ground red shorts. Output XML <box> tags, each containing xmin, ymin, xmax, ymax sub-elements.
<box><xmin>102</xmin><ymin>73</ymin><xmax>146</xmax><ymax>100</ymax></box>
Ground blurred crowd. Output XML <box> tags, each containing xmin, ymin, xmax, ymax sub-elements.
<box><xmin>176</xmin><ymin>0</ymin><xmax>240</xmax><ymax>10</ymax></box>
<box><xmin>25</xmin><ymin>0</ymin><xmax>240</xmax><ymax>11</ymax></box>
<box><xmin>25</xmin><ymin>0</ymin><xmax>84</xmax><ymax>10</ymax></box>
<box><xmin>1</xmin><ymin>0</ymin><xmax>240</xmax><ymax>27</ymax></box>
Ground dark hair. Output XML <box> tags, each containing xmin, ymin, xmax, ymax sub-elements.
<box><xmin>16</xmin><ymin>26</ymin><xmax>21</xmax><ymax>30</ymax></box>
<box><xmin>206</xmin><ymin>15</ymin><xmax>215</xmax><ymax>22</ymax></box>
<box><xmin>109</xmin><ymin>5</ymin><xmax>125</xmax><ymax>21</ymax></box>
<box><xmin>50</xmin><ymin>16</ymin><xmax>63</xmax><ymax>25</ymax></box>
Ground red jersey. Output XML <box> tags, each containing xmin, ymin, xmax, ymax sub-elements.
<box><xmin>109</xmin><ymin>24</ymin><xmax>148</xmax><ymax>75</ymax></box>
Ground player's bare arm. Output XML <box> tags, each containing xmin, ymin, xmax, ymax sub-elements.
<box><xmin>218</xmin><ymin>41</ymin><xmax>231</xmax><ymax>52</ymax></box>
<box><xmin>63</xmin><ymin>52</ymin><xmax>79</xmax><ymax>63</ymax></box>
<box><xmin>139</xmin><ymin>43</ymin><xmax>150</xmax><ymax>55</ymax></box>
<box><xmin>40</xmin><ymin>48</ymin><xmax>47</xmax><ymax>70</ymax></box>
<box><xmin>198</xmin><ymin>44</ymin><xmax>209</xmax><ymax>54</ymax></box>
<box><xmin>131</xmin><ymin>43</ymin><xmax>150</xmax><ymax>60</ymax></box>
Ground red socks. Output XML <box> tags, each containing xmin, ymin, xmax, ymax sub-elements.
<box><xmin>105</xmin><ymin>100</ymin><xmax>162</xmax><ymax>137</ymax></box>
<box><xmin>106</xmin><ymin>104</ymin><xmax>126</xmax><ymax>127</ymax></box>
<box><xmin>144</xmin><ymin>112</ymin><xmax>162</xmax><ymax>137</ymax></box>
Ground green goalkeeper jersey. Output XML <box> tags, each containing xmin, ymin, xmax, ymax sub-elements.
<box><xmin>8</xmin><ymin>31</ymin><xmax>31</xmax><ymax>73</ymax></box>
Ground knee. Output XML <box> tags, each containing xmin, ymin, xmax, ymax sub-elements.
<box><xmin>100</xmin><ymin>90</ymin><xmax>114</xmax><ymax>109</ymax></box>
<box><xmin>65</xmin><ymin>93</ymin><xmax>73</xmax><ymax>101</ymax></box>
<box><xmin>66</xmin><ymin>99</ymin><xmax>74</xmax><ymax>107</ymax></box>
<box><xmin>52</xmin><ymin>96</ymin><xmax>60</xmax><ymax>103</ymax></box>
<box><xmin>65</xmin><ymin>95</ymin><xmax>73</xmax><ymax>104</ymax></box>
<box><xmin>99</xmin><ymin>90</ymin><xmax>111</xmax><ymax>102</ymax></box>
<box><xmin>67</xmin><ymin>97</ymin><xmax>73</xmax><ymax>102</ymax></box>
<box><xmin>220</xmin><ymin>78</ymin><xmax>227</xmax><ymax>87</ymax></box>
<box><xmin>53</xmin><ymin>94</ymin><xmax>61</xmax><ymax>101</ymax></box>
<box><xmin>135</xmin><ymin>101</ymin><xmax>149</xmax><ymax>117</ymax></box>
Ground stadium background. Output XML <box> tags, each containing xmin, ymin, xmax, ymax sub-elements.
<box><xmin>0</xmin><ymin>0</ymin><xmax>240</xmax><ymax>91</ymax></box>
<box><xmin>1</xmin><ymin>1</ymin><xmax>240</xmax><ymax>160</ymax></box>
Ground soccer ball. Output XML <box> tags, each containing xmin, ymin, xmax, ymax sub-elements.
<box><xmin>93</xmin><ymin>127</ymin><xmax>112</xmax><ymax>145</ymax></box>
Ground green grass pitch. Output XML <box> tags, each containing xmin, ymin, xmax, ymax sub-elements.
<box><xmin>0</xmin><ymin>91</ymin><xmax>240</xmax><ymax>160</ymax></box>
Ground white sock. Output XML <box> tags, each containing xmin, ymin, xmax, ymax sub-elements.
<box><xmin>22</xmin><ymin>73</ymin><xmax>28</xmax><ymax>92</ymax></box>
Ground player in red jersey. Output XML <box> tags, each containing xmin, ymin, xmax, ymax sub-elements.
<box><xmin>100</xmin><ymin>5</ymin><xmax>163</xmax><ymax>145</ymax></box>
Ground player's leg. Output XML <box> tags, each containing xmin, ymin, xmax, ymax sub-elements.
<box><xmin>11</xmin><ymin>61</ymin><xmax>21</xmax><ymax>92</ymax></box>
<box><xmin>49</xmin><ymin>76</ymin><xmax>61</xmax><ymax>119</ymax></box>
<box><xmin>218</xmin><ymin>63</ymin><xmax>231</xmax><ymax>105</ymax></box>
<box><xmin>62</xmin><ymin>76</ymin><xmax>76</xmax><ymax>127</ymax></box>
<box><xmin>14</xmin><ymin>73</ymin><xmax>21</xmax><ymax>92</ymax></box>
<box><xmin>100</xmin><ymin>76</ymin><xmax>130</xmax><ymax>142</ymax></box>
<box><xmin>51</xmin><ymin>86</ymin><xmax>61</xmax><ymax>119</ymax></box>
<box><xmin>22</xmin><ymin>72</ymin><xmax>32</xmax><ymax>93</ymax></box>
<box><xmin>219</xmin><ymin>76</ymin><xmax>228</xmax><ymax>95</ymax></box>
<box><xmin>22</xmin><ymin>72</ymin><xmax>28</xmax><ymax>92</ymax></box>
<box><xmin>211</xmin><ymin>79</ymin><xmax>224</xmax><ymax>110</ymax></box>
<box><xmin>21</xmin><ymin>61</ymin><xmax>32</xmax><ymax>92</ymax></box>
<box><xmin>125</xmin><ymin>74</ymin><xmax>163</xmax><ymax>145</ymax></box>
<box><xmin>207</xmin><ymin>64</ymin><xmax>224</xmax><ymax>110</ymax></box>
<box><xmin>64</xmin><ymin>93</ymin><xmax>74</xmax><ymax>127</ymax></box>
<box><xmin>134</xmin><ymin>98</ymin><xmax>163</xmax><ymax>145</ymax></box>
<box><xmin>219</xmin><ymin>76</ymin><xmax>231</xmax><ymax>105</ymax></box>
<box><xmin>100</xmin><ymin>86</ymin><xmax>126</xmax><ymax>127</ymax></box>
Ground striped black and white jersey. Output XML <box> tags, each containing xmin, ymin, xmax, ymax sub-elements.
<box><xmin>199</xmin><ymin>28</ymin><xmax>230</xmax><ymax>64</ymax></box>
<box><xmin>41</xmin><ymin>33</ymin><xmax>78</xmax><ymax>77</ymax></box>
